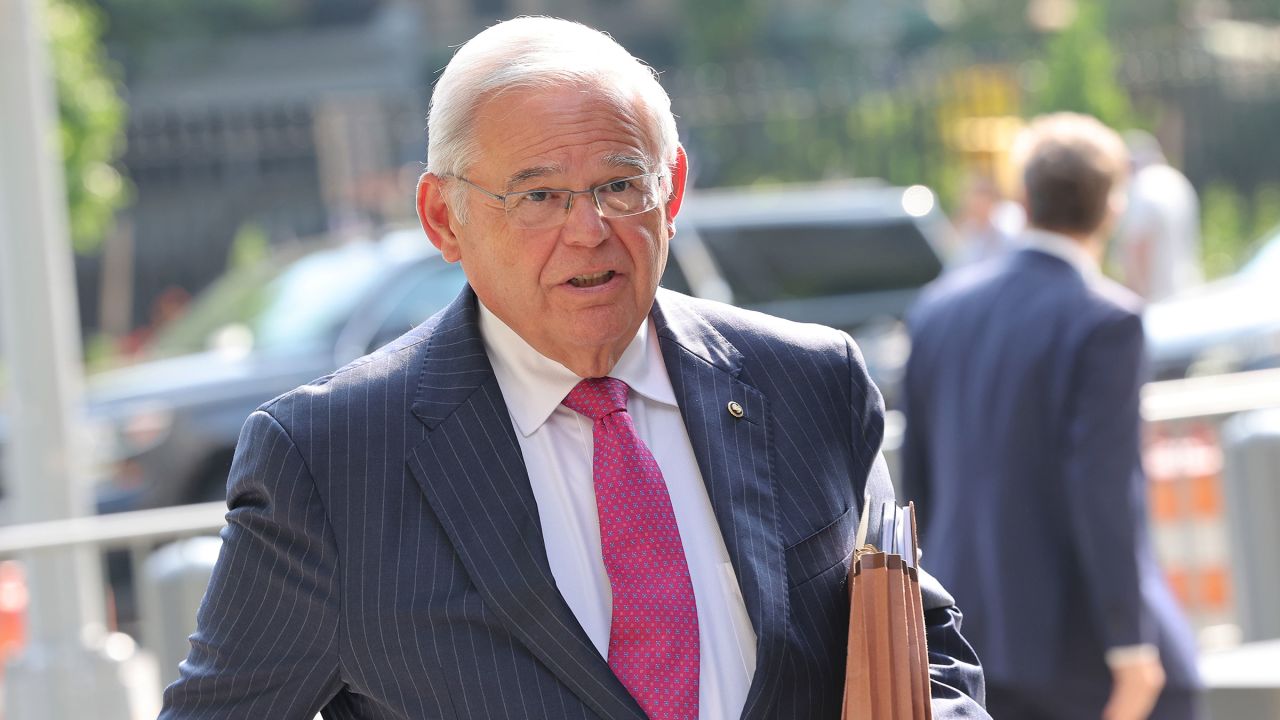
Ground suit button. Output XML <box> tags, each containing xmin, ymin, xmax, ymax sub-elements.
<box><xmin>727</xmin><ymin>401</ymin><xmax>745</xmax><ymax>419</ymax></box>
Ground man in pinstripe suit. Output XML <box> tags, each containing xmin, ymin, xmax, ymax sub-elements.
<box><xmin>162</xmin><ymin>17</ymin><xmax>987</xmax><ymax>719</ymax></box>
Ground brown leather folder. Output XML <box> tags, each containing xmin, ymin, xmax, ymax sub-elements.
<box><xmin>842</xmin><ymin>501</ymin><xmax>932</xmax><ymax>720</ymax></box>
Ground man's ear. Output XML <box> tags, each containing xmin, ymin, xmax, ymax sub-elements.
<box><xmin>416</xmin><ymin>172</ymin><xmax>463</xmax><ymax>262</ymax></box>
<box><xmin>664</xmin><ymin>146</ymin><xmax>690</xmax><ymax>231</ymax></box>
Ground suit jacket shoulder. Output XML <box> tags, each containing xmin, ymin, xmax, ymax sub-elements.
<box><xmin>254</xmin><ymin>299</ymin><xmax>455</xmax><ymax>445</ymax></box>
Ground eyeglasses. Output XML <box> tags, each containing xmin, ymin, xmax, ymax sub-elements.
<box><xmin>451</xmin><ymin>173</ymin><xmax>663</xmax><ymax>229</ymax></box>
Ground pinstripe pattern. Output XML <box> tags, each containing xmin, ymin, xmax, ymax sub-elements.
<box><xmin>161</xmin><ymin>286</ymin><xmax>986</xmax><ymax>719</ymax></box>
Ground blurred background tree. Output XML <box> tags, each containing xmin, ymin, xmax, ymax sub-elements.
<box><xmin>1025</xmin><ymin>0</ymin><xmax>1139</xmax><ymax>129</ymax></box>
<box><xmin>1202</xmin><ymin>181</ymin><xmax>1248</xmax><ymax>279</ymax></box>
<box><xmin>48</xmin><ymin>0</ymin><xmax>129</xmax><ymax>254</ymax></box>
<box><xmin>1202</xmin><ymin>180</ymin><xmax>1280</xmax><ymax>278</ymax></box>
<box><xmin>40</xmin><ymin>0</ymin><xmax>1280</xmax><ymax>345</ymax></box>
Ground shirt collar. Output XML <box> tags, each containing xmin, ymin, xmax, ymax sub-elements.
<box><xmin>478</xmin><ymin>302</ymin><xmax>678</xmax><ymax>437</ymax></box>
<box><xmin>1021</xmin><ymin>227</ymin><xmax>1100</xmax><ymax>278</ymax></box>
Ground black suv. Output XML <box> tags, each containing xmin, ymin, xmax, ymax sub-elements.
<box><xmin>665</xmin><ymin>180</ymin><xmax>947</xmax><ymax>403</ymax></box>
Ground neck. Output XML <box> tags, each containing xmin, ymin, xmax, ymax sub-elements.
<box><xmin>1032</xmin><ymin>225</ymin><xmax>1104</xmax><ymax>263</ymax></box>
<box><xmin>552</xmin><ymin>345</ymin><xmax>627</xmax><ymax>379</ymax></box>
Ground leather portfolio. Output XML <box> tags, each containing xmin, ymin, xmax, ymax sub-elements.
<box><xmin>841</xmin><ymin>500</ymin><xmax>932</xmax><ymax>720</ymax></box>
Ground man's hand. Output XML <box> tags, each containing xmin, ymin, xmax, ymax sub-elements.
<box><xmin>1102</xmin><ymin>655</ymin><xmax>1165</xmax><ymax>720</ymax></box>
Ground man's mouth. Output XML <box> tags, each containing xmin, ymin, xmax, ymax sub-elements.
<box><xmin>568</xmin><ymin>271</ymin><xmax>615</xmax><ymax>288</ymax></box>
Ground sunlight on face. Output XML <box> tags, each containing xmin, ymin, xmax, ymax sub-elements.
<box><xmin>446</xmin><ymin>85</ymin><xmax>679</xmax><ymax>376</ymax></box>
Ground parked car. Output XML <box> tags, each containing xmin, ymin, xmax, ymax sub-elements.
<box><xmin>1145</xmin><ymin>226</ymin><xmax>1280</xmax><ymax>381</ymax></box>
<box><xmin>88</xmin><ymin>230</ymin><xmax>469</xmax><ymax>513</ymax></box>
<box><xmin>0</xmin><ymin>180</ymin><xmax>948</xmax><ymax>516</ymax></box>
<box><xmin>665</xmin><ymin>180</ymin><xmax>948</xmax><ymax>403</ymax></box>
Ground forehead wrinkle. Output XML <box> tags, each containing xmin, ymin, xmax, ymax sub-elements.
<box><xmin>480</xmin><ymin>96</ymin><xmax>651</xmax><ymax>188</ymax></box>
<box><xmin>502</xmin><ymin>142</ymin><xmax>647</xmax><ymax>190</ymax></box>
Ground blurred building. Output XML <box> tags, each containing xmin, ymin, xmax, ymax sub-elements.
<box><xmin>83</xmin><ymin>0</ymin><xmax>680</xmax><ymax>340</ymax></box>
<box><xmin>76</xmin><ymin>1</ymin><xmax>1280</xmax><ymax>341</ymax></box>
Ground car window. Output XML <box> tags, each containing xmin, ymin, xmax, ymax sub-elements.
<box><xmin>693</xmin><ymin>220</ymin><xmax>943</xmax><ymax>305</ymax></box>
<box><xmin>363</xmin><ymin>261</ymin><xmax>470</xmax><ymax>352</ymax></box>
<box><xmin>149</xmin><ymin>242</ymin><xmax>407</xmax><ymax>358</ymax></box>
<box><xmin>253</xmin><ymin>245</ymin><xmax>389</xmax><ymax>353</ymax></box>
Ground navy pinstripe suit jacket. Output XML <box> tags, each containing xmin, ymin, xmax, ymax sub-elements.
<box><xmin>161</xmin><ymin>287</ymin><xmax>987</xmax><ymax>719</ymax></box>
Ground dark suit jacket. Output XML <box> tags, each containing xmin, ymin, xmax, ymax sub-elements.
<box><xmin>161</xmin><ymin>287</ymin><xmax>987</xmax><ymax>719</ymax></box>
<box><xmin>900</xmin><ymin>247</ymin><xmax>1200</xmax><ymax>702</ymax></box>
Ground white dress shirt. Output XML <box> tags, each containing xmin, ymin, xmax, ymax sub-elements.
<box><xmin>478</xmin><ymin>303</ymin><xmax>757</xmax><ymax>719</ymax></box>
<box><xmin>1021</xmin><ymin>227</ymin><xmax>1102</xmax><ymax>278</ymax></box>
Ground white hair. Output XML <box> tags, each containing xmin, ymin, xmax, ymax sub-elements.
<box><xmin>426</xmin><ymin>17</ymin><xmax>680</xmax><ymax>221</ymax></box>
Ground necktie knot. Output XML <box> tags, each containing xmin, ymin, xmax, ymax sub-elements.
<box><xmin>562</xmin><ymin>377</ymin><xmax>629</xmax><ymax>420</ymax></box>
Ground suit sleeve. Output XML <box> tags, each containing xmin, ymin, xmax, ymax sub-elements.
<box><xmin>160</xmin><ymin>409</ymin><xmax>343</xmax><ymax>718</ymax></box>
<box><xmin>1063</xmin><ymin>312</ymin><xmax>1155</xmax><ymax>650</ymax></box>
<box><xmin>845</xmin><ymin>335</ymin><xmax>989</xmax><ymax>718</ymax></box>
<box><xmin>898</xmin><ymin>315</ymin><xmax>933</xmax><ymax>542</ymax></box>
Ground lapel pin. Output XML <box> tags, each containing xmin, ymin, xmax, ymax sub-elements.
<box><xmin>726</xmin><ymin>400</ymin><xmax>745</xmax><ymax>419</ymax></box>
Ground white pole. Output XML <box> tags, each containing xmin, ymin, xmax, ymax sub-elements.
<box><xmin>0</xmin><ymin>0</ymin><xmax>134</xmax><ymax>717</ymax></box>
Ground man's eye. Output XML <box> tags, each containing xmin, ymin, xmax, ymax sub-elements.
<box><xmin>523</xmin><ymin>190</ymin><xmax>553</xmax><ymax>203</ymax></box>
<box><xmin>601</xmin><ymin>179</ymin><xmax>635</xmax><ymax>194</ymax></box>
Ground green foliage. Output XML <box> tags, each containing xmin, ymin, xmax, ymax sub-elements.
<box><xmin>1250</xmin><ymin>183</ymin><xmax>1280</xmax><ymax>244</ymax></box>
<box><xmin>677</xmin><ymin>0</ymin><xmax>769</xmax><ymax>66</ymax></box>
<box><xmin>1202</xmin><ymin>181</ymin><xmax>1248</xmax><ymax>279</ymax></box>
<box><xmin>944</xmin><ymin>0</ymin><xmax>1040</xmax><ymax>50</ymax></box>
<box><xmin>47</xmin><ymin>0</ymin><xmax>128</xmax><ymax>253</ymax></box>
<box><xmin>229</xmin><ymin>222</ymin><xmax>270</xmax><ymax>270</ymax></box>
<box><xmin>1201</xmin><ymin>181</ymin><xmax>1280</xmax><ymax>278</ymax></box>
<box><xmin>1229</xmin><ymin>0</ymin><xmax>1280</xmax><ymax>21</ymax></box>
<box><xmin>1026</xmin><ymin>0</ymin><xmax>1136</xmax><ymax>129</ymax></box>
<box><xmin>83</xmin><ymin>329</ymin><xmax>125</xmax><ymax>372</ymax></box>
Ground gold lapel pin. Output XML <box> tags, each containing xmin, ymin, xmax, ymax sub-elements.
<box><xmin>727</xmin><ymin>400</ymin><xmax>745</xmax><ymax>419</ymax></box>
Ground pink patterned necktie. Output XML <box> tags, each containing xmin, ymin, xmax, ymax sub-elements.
<box><xmin>562</xmin><ymin>377</ymin><xmax>699</xmax><ymax>720</ymax></box>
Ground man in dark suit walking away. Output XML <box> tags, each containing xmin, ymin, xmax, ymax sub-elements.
<box><xmin>161</xmin><ymin>17</ymin><xmax>988</xmax><ymax>719</ymax></box>
<box><xmin>901</xmin><ymin>112</ymin><xmax>1202</xmax><ymax>720</ymax></box>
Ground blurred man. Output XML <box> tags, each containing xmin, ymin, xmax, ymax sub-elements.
<box><xmin>1112</xmin><ymin>129</ymin><xmax>1203</xmax><ymax>301</ymax></box>
<box><xmin>161</xmin><ymin>17</ymin><xmax>987</xmax><ymax>719</ymax></box>
<box><xmin>950</xmin><ymin>172</ymin><xmax>1024</xmax><ymax>267</ymax></box>
<box><xmin>901</xmin><ymin>113</ymin><xmax>1202</xmax><ymax>720</ymax></box>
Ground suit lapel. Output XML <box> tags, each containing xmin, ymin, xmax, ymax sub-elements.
<box><xmin>406</xmin><ymin>289</ymin><xmax>645</xmax><ymax>720</ymax></box>
<box><xmin>652</xmin><ymin>291</ymin><xmax>788</xmax><ymax>720</ymax></box>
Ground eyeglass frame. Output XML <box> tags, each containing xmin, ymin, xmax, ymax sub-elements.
<box><xmin>447</xmin><ymin>172</ymin><xmax>665</xmax><ymax>228</ymax></box>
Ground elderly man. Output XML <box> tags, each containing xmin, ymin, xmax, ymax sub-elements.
<box><xmin>161</xmin><ymin>17</ymin><xmax>986</xmax><ymax>719</ymax></box>
<box><xmin>901</xmin><ymin>113</ymin><xmax>1202</xmax><ymax>720</ymax></box>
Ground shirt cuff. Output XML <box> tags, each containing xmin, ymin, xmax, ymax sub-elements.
<box><xmin>1105</xmin><ymin>644</ymin><xmax>1160</xmax><ymax>668</ymax></box>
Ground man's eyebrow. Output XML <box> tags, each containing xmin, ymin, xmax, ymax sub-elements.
<box><xmin>604</xmin><ymin>154</ymin><xmax>650</xmax><ymax>173</ymax></box>
<box><xmin>505</xmin><ymin>165</ymin><xmax>561</xmax><ymax>190</ymax></box>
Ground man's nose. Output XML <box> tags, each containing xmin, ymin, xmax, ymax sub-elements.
<box><xmin>561</xmin><ymin>190</ymin><xmax>609</xmax><ymax>246</ymax></box>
